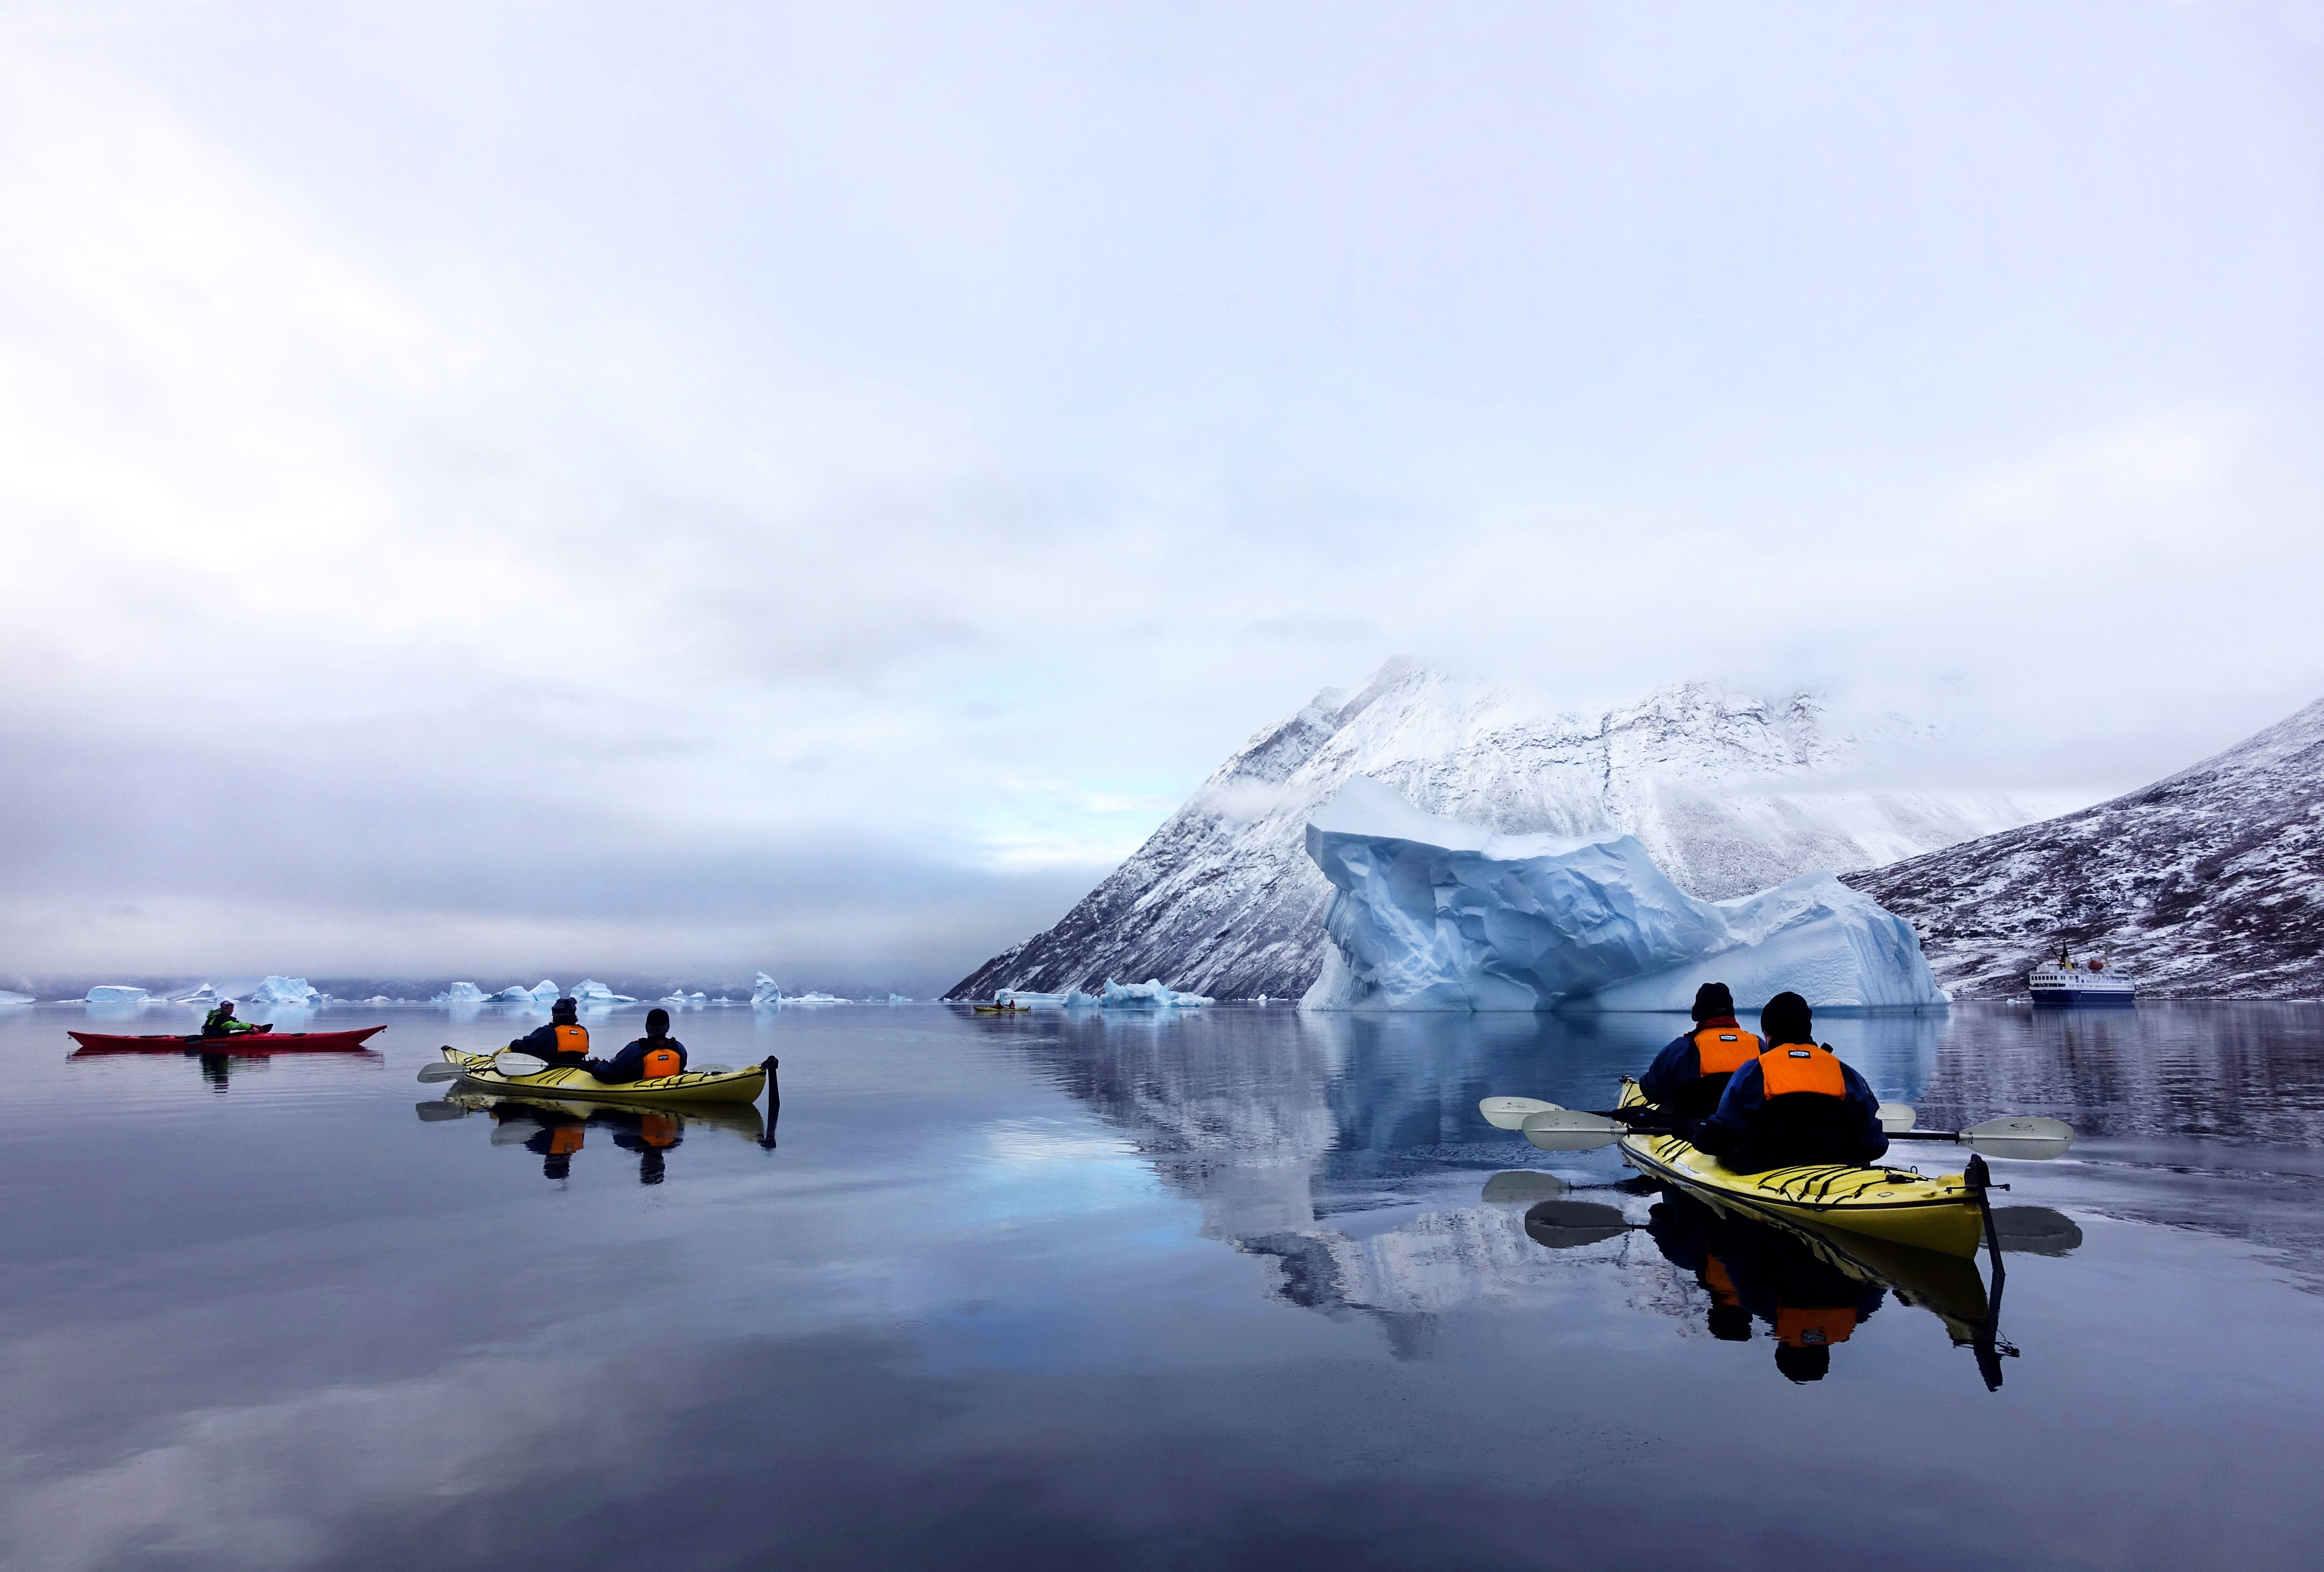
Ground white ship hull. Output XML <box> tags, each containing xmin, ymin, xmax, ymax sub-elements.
<box><xmin>2028</xmin><ymin>960</ymin><xmax>2136</xmax><ymax>1004</ymax></box>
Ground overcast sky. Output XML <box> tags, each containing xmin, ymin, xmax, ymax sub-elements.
<box><xmin>4</xmin><ymin>1</ymin><xmax>2321</xmax><ymax>992</ymax></box>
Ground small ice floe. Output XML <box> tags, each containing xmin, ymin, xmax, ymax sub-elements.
<box><xmin>1100</xmin><ymin>979</ymin><xmax>1214</xmax><ymax>1009</ymax></box>
<box><xmin>751</xmin><ymin>972</ymin><xmax>784</xmax><ymax>1008</ymax></box>
<box><xmin>787</xmin><ymin>992</ymin><xmax>848</xmax><ymax>1004</ymax></box>
<box><xmin>659</xmin><ymin>989</ymin><xmax>709</xmax><ymax>1007</ymax></box>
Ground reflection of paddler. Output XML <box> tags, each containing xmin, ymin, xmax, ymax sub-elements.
<box><xmin>1645</xmin><ymin>1190</ymin><xmax>1753</xmax><ymax>1342</ymax></box>
<box><xmin>593</xmin><ymin>1107</ymin><xmax>685</xmax><ymax>1185</ymax></box>
<box><xmin>494</xmin><ymin>1102</ymin><xmax>588</xmax><ymax>1180</ymax></box>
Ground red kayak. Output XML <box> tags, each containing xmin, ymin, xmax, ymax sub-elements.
<box><xmin>68</xmin><ymin>1025</ymin><xmax>388</xmax><ymax>1054</ymax></box>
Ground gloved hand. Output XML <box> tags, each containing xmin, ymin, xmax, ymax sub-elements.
<box><xmin>1610</xmin><ymin>1103</ymin><xmax>1667</xmax><ymax>1127</ymax></box>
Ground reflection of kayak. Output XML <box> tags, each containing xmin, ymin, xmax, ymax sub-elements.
<box><xmin>1616</xmin><ymin>1078</ymin><xmax>1985</xmax><ymax>1258</ymax></box>
<box><xmin>427</xmin><ymin>1089</ymin><xmax>768</xmax><ymax>1141</ymax></box>
<box><xmin>438</xmin><ymin>1047</ymin><xmax>766</xmax><ymax>1106</ymax></box>
<box><xmin>69</xmin><ymin>1026</ymin><xmax>385</xmax><ymax>1053</ymax></box>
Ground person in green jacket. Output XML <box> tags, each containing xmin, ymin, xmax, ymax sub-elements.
<box><xmin>201</xmin><ymin>1001</ymin><xmax>262</xmax><ymax>1038</ymax></box>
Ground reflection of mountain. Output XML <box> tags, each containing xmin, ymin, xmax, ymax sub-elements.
<box><xmin>1020</xmin><ymin>1010</ymin><xmax>1946</xmax><ymax>1349</ymax></box>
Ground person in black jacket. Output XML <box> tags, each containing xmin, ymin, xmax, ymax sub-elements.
<box><xmin>1689</xmin><ymin>992</ymin><xmax>1888</xmax><ymax>1174</ymax></box>
<box><xmin>1634</xmin><ymin>982</ymin><xmax>1763</xmax><ymax>1122</ymax></box>
<box><xmin>506</xmin><ymin>997</ymin><xmax>591</xmax><ymax>1065</ymax></box>
<box><xmin>584</xmin><ymin>1007</ymin><xmax>689</xmax><ymax>1084</ymax></box>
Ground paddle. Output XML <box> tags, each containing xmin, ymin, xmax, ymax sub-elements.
<box><xmin>1479</xmin><ymin>1096</ymin><xmax>1563</xmax><ymax>1129</ymax></box>
<box><xmin>415</xmin><ymin>1048</ymin><xmax>547</xmax><ymax>1084</ymax></box>
<box><xmin>1517</xmin><ymin>1107</ymin><xmax>2075</xmax><ymax>1160</ymax></box>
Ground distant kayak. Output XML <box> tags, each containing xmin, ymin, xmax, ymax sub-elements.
<box><xmin>438</xmin><ymin>1046</ymin><xmax>767</xmax><ymax>1106</ymax></box>
<box><xmin>69</xmin><ymin>1026</ymin><xmax>387</xmax><ymax>1053</ymax></box>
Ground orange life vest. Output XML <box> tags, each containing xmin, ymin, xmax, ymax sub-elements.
<box><xmin>1775</xmin><ymin>1304</ymin><xmax>1858</xmax><ymax>1347</ymax></box>
<box><xmin>1701</xmin><ymin>1255</ymin><xmax>1741</xmax><ymax>1308</ymax></box>
<box><xmin>641</xmin><ymin>1046</ymin><xmax>683</xmax><ymax>1080</ymax></box>
<box><xmin>1759</xmin><ymin>1043</ymin><xmax>1846</xmax><ymax>1099</ymax></box>
<box><xmin>552</xmin><ymin>1024</ymin><xmax>589</xmax><ymax>1058</ymax></box>
<box><xmin>1692</xmin><ymin>1026</ymin><xmax>1762</xmax><ymax>1076</ymax></box>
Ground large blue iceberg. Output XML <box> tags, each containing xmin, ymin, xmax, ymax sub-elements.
<box><xmin>1299</xmin><ymin>778</ymin><xmax>1945</xmax><ymax>1011</ymax></box>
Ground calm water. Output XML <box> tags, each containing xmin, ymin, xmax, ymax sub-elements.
<box><xmin>6</xmin><ymin>1000</ymin><xmax>2324</xmax><ymax>1570</ymax></box>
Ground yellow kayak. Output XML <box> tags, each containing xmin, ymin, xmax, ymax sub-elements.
<box><xmin>440</xmin><ymin>1047</ymin><xmax>768</xmax><ymax>1106</ymax></box>
<box><xmin>1615</xmin><ymin>1078</ymin><xmax>1987</xmax><ymax>1258</ymax></box>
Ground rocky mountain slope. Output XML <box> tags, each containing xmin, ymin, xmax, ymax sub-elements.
<box><xmin>1846</xmin><ymin>696</ymin><xmax>2324</xmax><ymax>999</ymax></box>
<box><xmin>949</xmin><ymin>661</ymin><xmax>2061</xmax><ymax>1001</ymax></box>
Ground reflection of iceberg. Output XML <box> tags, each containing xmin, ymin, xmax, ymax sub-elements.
<box><xmin>249</xmin><ymin>976</ymin><xmax>321</xmax><ymax>1007</ymax></box>
<box><xmin>1101</xmin><ymin>979</ymin><xmax>1214</xmax><ymax>1009</ymax></box>
<box><xmin>1301</xmin><ymin>778</ymin><xmax>1946</xmax><ymax>1011</ymax></box>
<box><xmin>751</xmin><ymin>972</ymin><xmax>783</xmax><ymax>1009</ymax></box>
<box><xmin>86</xmin><ymin>985</ymin><xmax>150</xmax><ymax>1004</ymax></box>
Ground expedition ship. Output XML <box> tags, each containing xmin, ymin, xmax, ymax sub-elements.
<box><xmin>2028</xmin><ymin>946</ymin><xmax>2136</xmax><ymax>1004</ymax></box>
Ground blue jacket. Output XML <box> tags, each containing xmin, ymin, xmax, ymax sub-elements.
<box><xmin>1640</xmin><ymin>1020</ymin><xmax>1762</xmax><ymax>1119</ymax></box>
<box><xmin>1691</xmin><ymin>1047</ymin><xmax>1889</xmax><ymax>1172</ymax></box>
<box><xmin>508</xmin><ymin>1021</ymin><xmax>590</xmax><ymax>1062</ymax></box>
<box><xmin>584</xmin><ymin>1036</ymin><xmax>688</xmax><ymax>1085</ymax></box>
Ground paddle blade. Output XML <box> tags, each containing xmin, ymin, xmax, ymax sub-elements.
<box><xmin>1481</xmin><ymin>1170</ymin><xmax>1568</xmax><ymax>1206</ymax></box>
<box><xmin>1520</xmin><ymin>1108</ymin><xmax>1623</xmax><ymax>1152</ymax></box>
<box><xmin>1877</xmin><ymin>1101</ymin><xmax>1917</xmax><ymax>1133</ymax></box>
<box><xmin>1962</xmin><ymin>1115</ymin><xmax>2075</xmax><ymax>1161</ymax></box>
<box><xmin>1991</xmin><ymin>1206</ymin><xmax>2084</xmax><ymax>1255</ymax></box>
<box><xmin>1523</xmin><ymin>1200</ymin><xmax>1631</xmax><ymax>1249</ymax></box>
<box><xmin>1480</xmin><ymin>1096</ymin><xmax>1562</xmax><ymax>1130</ymax></box>
<box><xmin>496</xmin><ymin>1052</ymin><xmax>548</xmax><ymax>1076</ymax></box>
<box><xmin>415</xmin><ymin>1063</ymin><xmax>460</xmax><ymax>1083</ymax></box>
<box><xmin>689</xmin><ymin>1063</ymin><xmax>735</xmax><ymax>1076</ymax></box>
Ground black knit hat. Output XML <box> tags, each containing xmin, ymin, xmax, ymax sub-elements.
<box><xmin>1760</xmin><ymin>992</ymin><xmax>1813</xmax><ymax>1045</ymax></box>
<box><xmin>645</xmin><ymin>1007</ymin><xmax>671</xmax><ymax>1038</ymax></box>
<box><xmin>552</xmin><ymin>997</ymin><xmax>579</xmax><ymax>1022</ymax></box>
<box><xmin>1691</xmin><ymin>983</ymin><xmax>1735</xmax><ymax>1022</ymax></box>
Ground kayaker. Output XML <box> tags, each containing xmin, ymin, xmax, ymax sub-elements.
<box><xmin>1632</xmin><ymin>983</ymin><xmax>1762</xmax><ymax>1122</ymax></box>
<box><xmin>1687</xmin><ymin>993</ymin><xmax>1889</xmax><ymax>1173</ymax></box>
<box><xmin>201</xmin><ymin>1000</ymin><xmax>261</xmax><ymax>1038</ymax></box>
<box><xmin>506</xmin><ymin>997</ymin><xmax>591</xmax><ymax>1065</ymax></box>
<box><xmin>582</xmin><ymin>1007</ymin><xmax>688</xmax><ymax>1085</ymax></box>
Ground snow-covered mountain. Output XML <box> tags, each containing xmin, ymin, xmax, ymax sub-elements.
<box><xmin>949</xmin><ymin>661</ymin><xmax>2064</xmax><ymax>1001</ymax></box>
<box><xmin>1845</xmin><ymin>695</ymin><xmax>2324</xmax><ymax>999</ymax></box>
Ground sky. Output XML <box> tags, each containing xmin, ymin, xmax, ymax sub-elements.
<box><xmin>3</xmin><ymin>1</ymin><xmax>2322</xmax><ymax>993</ymax></box>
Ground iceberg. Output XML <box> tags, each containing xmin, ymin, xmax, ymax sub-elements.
<box><xmin>1299</xmin><ymin>777</ymin><xmax>1947</xmax><ymax>1012</ymax></box>
<box><xmin>1100</xmin><ymin>979</ymin><xmax>1215</xmax><ymax>1009</ymax></box>
<box><xmin>751</xmin><ymin>972</ymin><xmax>784</xmax><ymax>1008</ymax></box>
<box><xmin>85</xmin><ymin>985</ymin><xmax>150</xmax><ymax>1004</ymax></box>
<box><xmin>171</xmin><ymin>983</ymin><xmax>224</xmax><ymax>1005</ymax></box>
<box><xmin>888</xmin><ymin>993</ymin><xmax>912</xmax><ymax>1004</ymax></box>
<box><xmin>787</xmin><ymin>992</ymin><xmax>848</xmax><ymax>1004</ymax></box>
<box><xmin>248</xmin><ymin>976</ymin><xmax>320</xmax><ymax>1007</ymax></box>
<box><xmin>432</xmin><ymin>982</ymin><xmax>488</xmax><ymax>1004</ymax></box>
<box><xmin>0</xmin><ymin>990</ymin><xmax>32</xmax><ymax>1006</ymax></box>
<box><xmin>659</xmin><ymin>989</ymin><xmax>708</xmax><ymax>1007</ymax></box>
<box><xmin>528</xmin><ymin>980</ymin><xmax>561</xmax><ymax>1004</ymax></box>
<box><xmin>487</xmin><ymin>983</ymin><xmax>543</xmax><ymax>1004</ymax></box>
<box><xmin>570</xmin><ymin>979</ymin><xmax>639</xmax><ymax>1007</ymax></box>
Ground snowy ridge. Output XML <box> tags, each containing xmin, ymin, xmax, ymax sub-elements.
<box><xmin>1847</xmin><ymin>695</ymin><xmax>2324</xmax><ymax>999</ymax></box>
<box><xmin>950</xmin><ymin>661</ymin><xmax>2057</xmax><ymax>1001</ymax></box>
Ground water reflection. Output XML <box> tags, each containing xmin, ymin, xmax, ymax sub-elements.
<box><xmin>415</xmin><ymin>1093</ymin><xmax>770</xmax><ymax>1182</ymax></box>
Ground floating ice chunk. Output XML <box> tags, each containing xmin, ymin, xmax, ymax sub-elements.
<box><xmin>659</xmin><ymin>989</ymin><xmax>709</xmax><ymax>1007</ymax></box>
<box><xmin>0</xmin><ymin>989</ymin><xmax>32</xmax><ymax>1006</ymax></box>
<box><xmin>249</xmin><ymin>976</ymin><xmax>320</xmax><ymax>1007</ymax></box>
<box><xmin>528</xmin><ymin>980</ymin><xmax>561</xmax><ymax>1004</ymax></box>
<box><xmin>433</xmin><ymin>982</ymin><xmax>488</xmax><ymax>1004</ymax></box>
<box><xmin>888</xmin><ymin>993</ymin><xmax>912</xmax><ymax>1004</ymax></box>
<box><xmin>485</xmin><ymin>983</ymin><xmax>542</xmax><ymax>1004</ymax></box>
<box><xmin>85</xmin><ymin>985</ymin><xmax>150</xmax><ymax>1004</ymax></box>
<box><xmin>171</xmin><ymin>983</ymin><xmax>224</xmax><ymax>1005</ymax></box>
<box><xmin>787</xmin><ymin>992</ymin><xmax>847</xmax><ymax>1004</ymax></box>
<box><xmin>1064</xmin><ymin>989</ymin><xmax>1100</xmax><ymax>1008</ymax></box>
<box><xmin>1100</xmin><ymin>979</ymin><xmax>1214</xmax><ymax>1009</ymax></box>
<box><xmin>570</xmin><ymin>979</ymin><xmax>640</xmax><ymax>1007</ymax></box>
<box><xmin>751</xmin><ymin>972</ymin><xmax>784</xmax><ymax>1008</ymax></box>
<box><xmin>1299</xmin><ymin>777</ymin><xmax>1947</xmax><ymax>1011</ymax></box>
